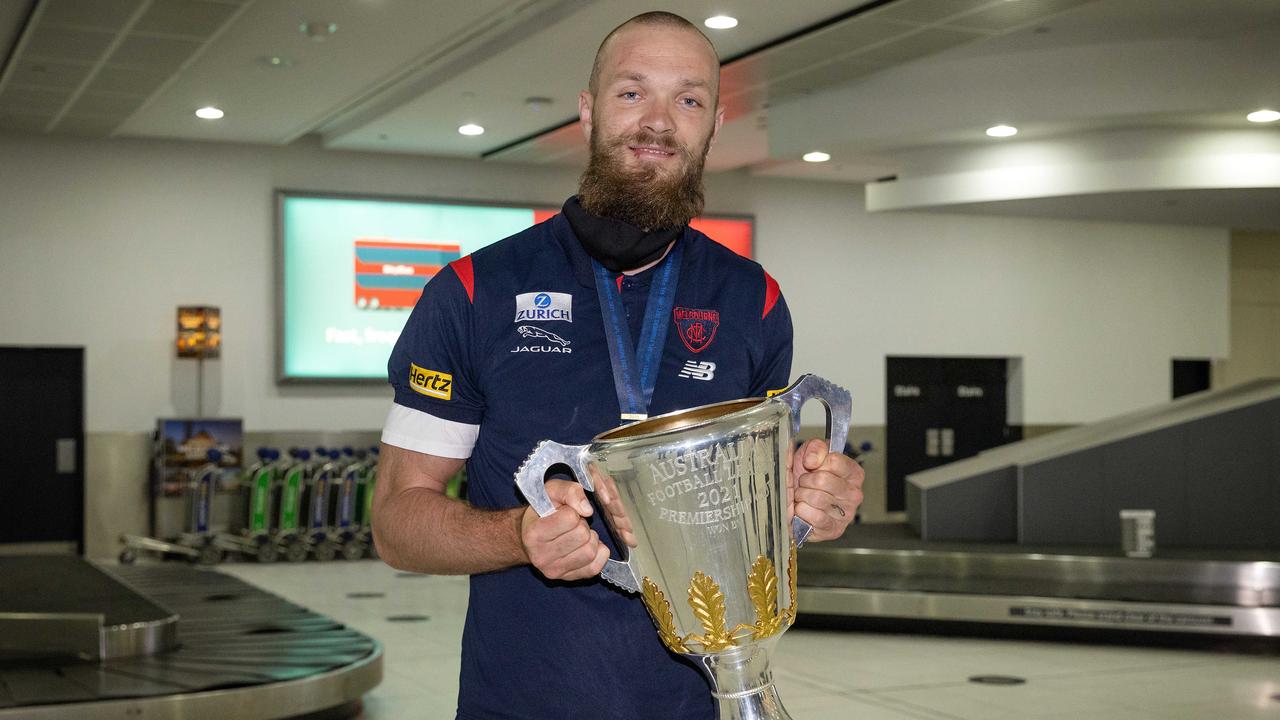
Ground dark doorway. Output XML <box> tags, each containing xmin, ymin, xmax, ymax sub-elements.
<box><xmin>0</xmin><ymin>347</ymin><xmax>85</xmax><ymax>553</ymax></box>
<box><xmin>885</xmin><ymin>356</ymin><xmax>1021</xmax><ymax>512</ymax></box>
<box><xmin>1172</xmin><ymin>358</ymin><xmax>1211</xmax><ymax>399</ymax></box>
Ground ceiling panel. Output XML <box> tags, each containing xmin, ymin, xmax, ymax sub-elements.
<box><xmin>0</xmin><ymin>84</ymin><xmax>68</xmax><ymax>113</ymax></box>
<box><xmin>869</xmin><ymin>0</ymin><xmax>995</xmax><ymax>25</ymax></box>
<box><xmin>57</xmin><ymin>113</ymin><xmax>130</xmax><ymax>135</ymax></box>
<box><xmin>7</xmin><ymin>59</ymin><xmax>92</xmax><ymax>90</ymax></box>
<box><xmin>327</xmin><ymin>0</ymin><xmax>869</xmax><ymax>156</ymax></box>
<box><xmin>0</xmin><ymin>110</ymin><xmax>53</xmax><ymax>131</ymax></box>
<box><xmin>944</xmin><ymin>0</ymin><xmax>1099</xmax><ymax>32</ymax></box>
<box><xmin>108</xmin><ymin>35</ymin><xmax>203</xmax><ymax>68</ymax></box>
<box><xmin>851</xmin><ymin>27</ymin><xmax>986</xmax><ymax>65</ymax></box>
<box><xmin>67</xmin><ymin>90</ymin><xmax>147</xmax><ymax>116</ymax></box>
<box><xmin>38</xmin><ymin>0</ymin><xmax>141</xmax><ymax>32</ymax></box>
<box><xmin>134</xmin><ymin>0</ymin><xmax>240</xmax><ymax>39</ymax></box>
<box><xmin>88</xmin><ymin>65</ymin><xmax>170</xmax><ymax>95</ymax></box>
<box><xmin>117</xmin><ymin>0</ymin><xmax>519</xmax><ymax>144</ymax></box>
<box><xmin>768</xmin><ymin>57</ymin><xmax>884</xmax><ymax>99</ymax></box>
<box><xmin>21</xmin><ymin>24</ymin><xmax>115</xmax><ymax>62</ymax></box>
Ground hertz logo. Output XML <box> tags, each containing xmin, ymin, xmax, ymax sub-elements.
<box><xmin>409</xmin><ymin>364</ymin><xmax>452</xmax><ymax>400</ymax></box>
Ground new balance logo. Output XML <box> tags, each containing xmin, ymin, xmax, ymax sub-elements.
<box><xmin>678</xmin><ymin>360</ymin><xmax>716</xmax><ymax>381</ymax></box>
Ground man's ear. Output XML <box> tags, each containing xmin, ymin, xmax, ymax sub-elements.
<box><xmin>579</xmin><ymin>91</ymin><xmax>594</xmax><ymax>143</ymax></box>
<box><xmin>708</xmin><ymin>103</ymin><xmax>726</xmax><ymax>150</ymax></box>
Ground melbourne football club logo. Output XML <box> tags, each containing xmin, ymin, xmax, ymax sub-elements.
<box><xmin>673</xmin><ymin>307</ymin><xmax>720</xmax><ymax>353</ymax></box>
<box><xmin>515</xmin><ymin>292</ymin><xmax>572</xmax><ymax>322</ymax></box>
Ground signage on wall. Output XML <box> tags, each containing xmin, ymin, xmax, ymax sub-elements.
<box><xmin>277</xmin><ymin>191</ymin><xmax>754</xmax><ymax>382</ymax></box>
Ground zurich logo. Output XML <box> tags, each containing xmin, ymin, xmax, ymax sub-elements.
<box><xmin>514</xmin><ymin>291</ymin><xmax>572</xmax><ymax>323</ymax></box>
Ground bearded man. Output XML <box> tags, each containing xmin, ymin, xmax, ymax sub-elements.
<box><xmin>373</xmin><ymin>11</ymin><xmax>864</xmax><ymax>720</ymax></box>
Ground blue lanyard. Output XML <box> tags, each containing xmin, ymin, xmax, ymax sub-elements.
<box><xmin>592</xmin><ymin>243</ymin><xmax>682</xmax><ymax>423</ymax></box>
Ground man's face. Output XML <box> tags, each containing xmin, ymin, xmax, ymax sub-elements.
<box><xmin>576</xmin><ymin>24</ymin><xmax>725</xmax><ymax>229</ymax></box>
<box><xmin>581</xmin><ymin>24</ymin><xmax>723</xmax><ymax>178</ymax></box>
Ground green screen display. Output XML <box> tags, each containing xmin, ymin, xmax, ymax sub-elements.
<box><xmin>279</xmin><ymin>193</ymin><xmax>545</xmax><ymax>381</ymax></box>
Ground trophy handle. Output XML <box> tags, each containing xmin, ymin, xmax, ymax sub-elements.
<box><xmin>513</xmin><ymin>440</ymin><xmax>641</xmax><ymax>593</ymax></box>
<box><xmin>773</xmin><ymin>374</ymin><xmax>853</xmax><ymax>547</ymax></box>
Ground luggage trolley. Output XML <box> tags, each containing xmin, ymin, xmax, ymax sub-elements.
<box><xmin>329</xmin><ymin>448</ymin><xmax>369</xmax><ymax>560</ymax></box>
<box><xmin>120</xmin><ymin>449</ymin><xmax>225</xmax><ymax>565</ymax></box>
<box><xmin>300</xmin><ymin>448</ymin><xmax>343</xmax><ymax>561</ymax></box>
<box><xmin>354</xmin><ymin>446</ymin><xmax>379</xmax><ymax>557</ymax></box>
<box><xmin>273</xmin><ymin>448</ymin><xmax>312</xmax><ymax>563</ymax></box>
<box><xmin>217</xmin><ymin>447</ymin><xmax>282</xmax><ymax>562</ymax></box>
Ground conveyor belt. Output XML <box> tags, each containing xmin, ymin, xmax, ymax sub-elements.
<box><xmin>0</xmin><ymin>556</ymin><xmax>178</xmax><ymax>660</ymax></box>
<box><xmin>797</xmin><ymin>523</ymin><xmax>1280</xmax><ymax>636</ymax></box>
<box><xmin>0</xmin><ymin>560</ymin><xmax>381</xmax><ymax>719</ymax></box>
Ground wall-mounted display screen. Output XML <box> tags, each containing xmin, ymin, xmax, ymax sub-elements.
<box><xmin>277</xmin><ymin>191</ymin><xmax>753</xmax><ymax>382</ymax></box>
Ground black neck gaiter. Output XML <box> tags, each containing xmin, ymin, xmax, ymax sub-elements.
<box><xmin>562</xmin><ymin>196</ymin><xmax>682</xmax><ymax>273</ymax></box>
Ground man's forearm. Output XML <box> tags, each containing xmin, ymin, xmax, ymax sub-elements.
<box><xmin>374</xmin><ymin>487</ymin><xmax>528</xmax><ymax>575</ymax></box>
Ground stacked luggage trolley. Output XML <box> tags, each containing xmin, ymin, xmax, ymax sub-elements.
<box><xmin>120</xmin><ymin>446</ymin><xmax>379</xmax><ymax>565</ymax></box>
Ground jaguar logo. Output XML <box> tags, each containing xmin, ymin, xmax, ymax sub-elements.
<box><xmin>517</xmin><ymin>325</ymin><xmax>569</xmax><ymax>347</ymax></box>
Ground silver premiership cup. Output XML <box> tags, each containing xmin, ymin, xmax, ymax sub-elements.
<box><xmin>515</xmin><ymin>374</ymin><xmax>852</xmax><ymax>720</ymax></box>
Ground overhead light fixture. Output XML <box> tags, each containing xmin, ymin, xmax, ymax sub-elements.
<box><xmin>802</xmin><ymin>151</ymin><xmax>831</xmax><ymax>163</ymax></box>
<box><xmin>986</xmin><ymin>124</ymin><xmax>1018</xmax><ymax>137</ymax></box>
<box><xmin>258</xmin><ymin>55</ymin><xmax>294</xmax><ymax>68</ymax></box>
<box><xmin>525</xmin><ymin>96</ymin><xmax>553</xmax><ymax>112</ymax></box>
<box><xmin>195</xmin><ymin>106</ymin><xmax>224</xmax><ymax>120</ymax></box>
<box><xmin>704</xmin><ymin>15</ymin><xmax>738</xmax><ymax>29</ymax></box>
<box><xmin>300</xmin><ymin>21</ymin><xmax>338</xmax><ymax>41</ymax></box>
<box><xmin>458</xmin><ymin>123</ymin><xmax>485</xmax><ymax>136</ymax></box>
<box><xmin>1247</xmin><ymin>109</ymin><xmax>1279</xmax><ymax>123</ymax></box>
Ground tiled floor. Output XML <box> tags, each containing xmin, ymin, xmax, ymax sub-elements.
<box><xmin>220</xmin><ymin>561</ymin><xmax>1280</xmax><ymax>720</ymax></box>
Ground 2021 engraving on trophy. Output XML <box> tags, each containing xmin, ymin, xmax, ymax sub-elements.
<box><xmin>645</xmin><ymin>440</ymin><xmax>753</xmax><ymax>533</ymax></box>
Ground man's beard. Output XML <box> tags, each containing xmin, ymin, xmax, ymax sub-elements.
<box><xmin>577</xmin><ymin>127</ymin><xmax>709</xmax><ymax>231</ymax></box>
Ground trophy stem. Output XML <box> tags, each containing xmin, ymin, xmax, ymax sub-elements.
<box><xmin>698</xmin><ymin>641</ymin><xmax>794</xmax><ymax>720</ymax></box>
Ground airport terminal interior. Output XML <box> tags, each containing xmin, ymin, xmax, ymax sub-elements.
<box><xmin>1</xmin><ymin>0</ymin><xmax>1278</xmax><ymax>718</ymax></box>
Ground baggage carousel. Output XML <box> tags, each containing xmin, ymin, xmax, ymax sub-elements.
<box><xmin>797</xmin><ymin>523</ymin><xmax>1280</xmax><ymax>639</ymax></box>
<box><xmin>0</xmin><ymin>557</ymin><xmax>381</xmax><ymax>719</ymax></box>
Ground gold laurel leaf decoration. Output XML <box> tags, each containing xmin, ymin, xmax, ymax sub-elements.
<box><xmin>641</xmin><ymin>577</ymin><xmax>689</xmax><ymax>654</ymax></box>
<box><xmin>688</xmin><ymin>571</ymin><xmax>736</xmax><ymax>652</ymax></box>
<box><xmin>783</xmin><ymin>539</ymin><xmax>799</xmax><ymax>625</ymax></box>
<box><xmin>748</xmin><ymin>555</ymin><xmax>783</xmax><ymax>639</ymax></box>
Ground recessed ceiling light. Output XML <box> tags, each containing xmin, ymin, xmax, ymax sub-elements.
<box><xmin>802</xmin><ymin>151</ymin><xmax>831</xmax><ymax>163</ymax></box>
<box><xmin>986</xmin><ymin>124</ymin><xmax>1018</xmax><ymax>137</ymax></box>
<box><xmin>1247</xmin><ymin>109</ymin><xmax>1279</xmax><ymax>123</ymax></box>
<box><xmin>195</xmin><ymin>106</ymin><xmax>224</xmax><ymax>120</ymax></box>
<box><xmin>258</xmin><ymin>55</ymin><xmax>294</xmax><ymax>68</ymax></box>
<box><xmin>458</xmin><ymin>123</ymin><xmax>485</xmax><ymax>136</ymax></box>
<box><xmin>704</xmin><ymin>15</ymin><xmax>738</xmax><ymax>30</ymax></box>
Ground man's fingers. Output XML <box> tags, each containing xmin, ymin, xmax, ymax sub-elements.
<box><xmin>544</xmin><ymin>478</ymin><xmax>592</xmax><ymax>517</ymax></box>
<box><xmin>796</xmin><ymin>486</ymin><xmax>862</xmax><ymax>516</ymax></box>
<box><xmin>522</xmin><ymin>489</ymin><xmax>613</xmax><ymax>581</ymax></box>
<box><xmin>802</xmin><ymin>439</ymin><xmax>830</xmax><ymax>472</ymax></box>
<box><xmin>796</xmin><ymin>468</ymin><xmax>849</xmax><ymax>496</ymax></box>
<box><xmin>794</xmin><ymin>498</ymin><xmax>840</xmax><ymax>536</ymax></box>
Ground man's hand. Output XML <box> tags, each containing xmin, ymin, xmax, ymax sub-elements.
<box><xmin>789</xmin><ymin>439</ymin><xmax>864</xmax><ymax>542</ymax></box>
<box><xmin>521</xmin><ymin>479</ymin><xmax>610</xmax><ymax>581</ymax></box>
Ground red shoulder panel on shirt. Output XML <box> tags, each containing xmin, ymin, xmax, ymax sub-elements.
<box><xmin>762</xmin><ymin>270</ymin><xmax>780</xmax><ymax>319</ymax></box>
<box><xmin>450</xmin><ymin>256</ymin><xmax>475</xmax><ymax>303</ymax></box>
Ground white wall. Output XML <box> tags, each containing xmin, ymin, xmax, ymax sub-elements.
<box><xmin>0</xmin><ymin>132</ymin><xmax>1228</xmax><ymax>432</ymax></box>
<box><xmin>0</xmin><ymin>132</ymin><xmax>581</xmax><ymax>432</ymax></box>
<box><xmin>733</xmin><ymin>178</ymin><xmax>1229</xmax><ymax>425</ymax></box>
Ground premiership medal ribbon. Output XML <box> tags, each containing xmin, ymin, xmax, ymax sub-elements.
<box><xmin>592</xmin><ymin>242</ymin><xmax>682</xmax><ymax>424</ymax></box>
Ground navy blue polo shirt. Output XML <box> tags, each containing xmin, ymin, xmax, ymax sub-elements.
<box><xmin>383</xmin><ymin>210</ymin><xmax>793</xmax><ymax>720</ymax></box>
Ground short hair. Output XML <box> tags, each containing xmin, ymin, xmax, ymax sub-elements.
<box><xmin>588</xmin><ymin>11</ymin><xmax>720</xmax><ymax>97</ymax></box>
